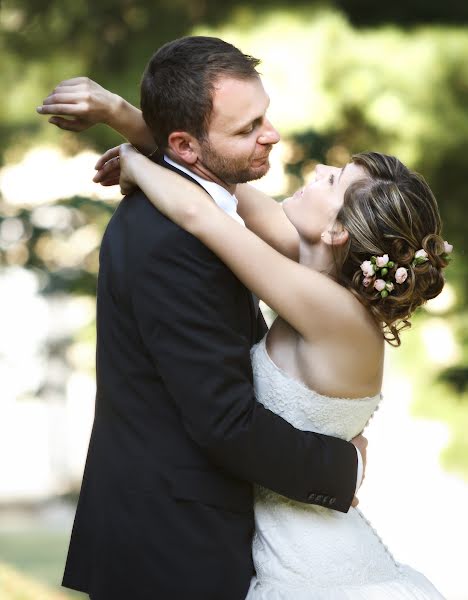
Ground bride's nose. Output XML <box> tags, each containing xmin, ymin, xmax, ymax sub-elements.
<box><xmin>315</xmin><ymin>164</ymin><xmax>328</xmax><ymax>179</ymax></box>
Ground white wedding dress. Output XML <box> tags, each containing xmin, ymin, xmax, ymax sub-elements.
<box><xmin>246</xmin><ymin>335</ymin><xmax>444</xmax><ymax>599</ymax></box>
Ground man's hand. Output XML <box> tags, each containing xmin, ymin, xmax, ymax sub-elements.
<box><xmin>36</xmin><ymin>77</ymin><xmax>121</xmax><ymax>132</ymax></box>
<box><xmin>351</xmin><ymin>433</ymin><xmax>368</xmax><ymax>507</ymax></box>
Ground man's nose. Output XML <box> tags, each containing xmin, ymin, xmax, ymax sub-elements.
<box><xmin>258</xmin><ymin>120</ymin><xmax>280</xmax><ymax>145</ymax></box>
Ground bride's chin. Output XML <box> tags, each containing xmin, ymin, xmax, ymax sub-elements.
<box><xmin>281</xmin><ymin>196</ymin><xmax>293</xmax><ymax>207</ymax></box>
<box><xmin>281</xmin><ymin>201</ymin><xmax>297</xmax><ymax>228</ymax></box>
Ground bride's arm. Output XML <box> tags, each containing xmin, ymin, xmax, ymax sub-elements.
<box><xmin>37</xmin><ymin>78</ymin><xmax>156</xmax><ymax>155</ymax></box>
<box><xmin>122</xmin><ymin>146</ymin><xmax>357</xmax><ymax>342</ymax></box>
<box><xmin>236</xmin><ymin>184</ymin><xmax>299</xmax><ymax>260</ymax></box>
<box><xmin>38</xmin><ymin>78</ymin><xmax>297</xmax><ymax>261</ymax></box>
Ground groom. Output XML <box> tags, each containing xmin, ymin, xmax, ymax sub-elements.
<box><xmin>39</xmin><ymin>37</ymin><xmax>366</xmax><ymax>600</ymax></box>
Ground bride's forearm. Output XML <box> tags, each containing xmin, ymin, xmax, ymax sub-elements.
<box><xmin>108</xmin><ymin>97</ymin><xmax>156</xmax><ymax>155</ymax></box>
<box><xmin>128</xmin><ymin>155</ymin><xmax>215</xmax><ymax>231</ymax></box>
<box><xmin>237</xmin><ymin>183</ymin><xmax>299</xmax><ymax>260</ymax></box>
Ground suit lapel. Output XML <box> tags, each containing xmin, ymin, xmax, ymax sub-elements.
<box><xmin>246</xmin><ymin>290</ymin><xmax>258</xmax><ymax>347</ymax></box>
<box><xmin>156</xmin><ymin>157</ymin><xmax>260</xmax><ymax>346</ymax></box>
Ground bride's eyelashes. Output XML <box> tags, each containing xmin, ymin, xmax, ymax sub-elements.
<box><xmin>329</xmin><ymin>173</ymin><xmax>335</xmax><ymax>185</ymax></box>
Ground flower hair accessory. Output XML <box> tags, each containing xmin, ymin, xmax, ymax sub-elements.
<box><xmin>412</xmin><ymin>241</ymin><xmax>454</xmax><ymax>266</ymax></box>
<box><xmin>360</xmin><ymin>241</ymin><xmax>453</xmax><ymax>299</ymax></box>
<box><xmin>360</xmin><ymin>254</ymin><xmax>397</xmax><ymax>298</ymax></box>
<box><xmin>412</xmin><ymin>249</ymin><xmax>428</xmax><ymax>266</ymax></box>
<box><xmin>444</xmin><ymin>241</ymin><xmax>453</xmax><ymax>255</ymax></box>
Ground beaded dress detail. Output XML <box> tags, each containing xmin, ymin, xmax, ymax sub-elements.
<box><xmin>246</xmin><ymin>336</ymin><xmax>444</xmax><ymax>599</ymax></box>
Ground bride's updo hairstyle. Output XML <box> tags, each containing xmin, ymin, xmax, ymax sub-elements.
<box><xmin>335</xmin><ymin>152</ymin><xmax>448</xmax><ymax>346</ymax></box>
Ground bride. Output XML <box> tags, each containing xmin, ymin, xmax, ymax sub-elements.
<box><xmin>102</xmin><ymin>142</ymin><xmax>448</xmax><ymax>599</ymax></box>
<box><xmin>39</xmin><ymin>77</ymin><xmax>449</xmax><ymax>597</ymax></box>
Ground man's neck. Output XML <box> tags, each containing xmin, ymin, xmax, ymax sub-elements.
<box><xmin>165</xmin><ymin>151</ymin><xmax>236</xmax><ymax>195</ymax></box>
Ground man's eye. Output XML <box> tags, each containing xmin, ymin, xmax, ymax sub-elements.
<box><xmin>328</xmin><ymin>174</ymin><xmax>335</xmax><ymax>185</ymax></box>
<box><xmin>241</xmin><ymin>127</ymin><xmax>254</xmax><ymax>135</ymax></box>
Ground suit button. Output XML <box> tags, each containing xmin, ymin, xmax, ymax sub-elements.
<box><xmin>315</xmin><ymin>495</ymin><xmax>323</xmax><ymax>503</ymax></box>
<box><xmin>329</xmin><ymin>497</ymin><xmax>336</xmax><ymax>505</ymax></box>
<box><xmin>307</xmin><ymin>493</ymin><xmax>316</xmax><ymax>501</ymax></box>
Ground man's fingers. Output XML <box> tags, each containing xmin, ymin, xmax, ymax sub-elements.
<box><xmin>351</xmin><ymin>497</ymin><xmax>359</xmax><ymax>508</ymax></box>
<box><xmin>94</xmin><ymin>147</ymin><xmax>121</xmax><ymax>170</ymax></box>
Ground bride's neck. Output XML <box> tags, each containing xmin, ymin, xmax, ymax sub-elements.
<box><xmin>298</xmin><ymin>239</ymin><xmax>338</xmax><ymax>278</ymax></box>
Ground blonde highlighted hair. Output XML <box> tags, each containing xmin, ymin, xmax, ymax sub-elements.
<box><xmin>336</xmin><ymin>152</ymin><xmax>448</xmax><ymax>346</ymax></box>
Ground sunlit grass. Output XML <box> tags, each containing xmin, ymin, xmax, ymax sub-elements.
<box><xmin>0</xmin><ymin>529</ymin><xmax>68</xmax><ymax>588</ymax></box>
<box><xmin>0</xmin><ymin>559</ymin><xmax>83</xmax><ymax>600</ymax></box>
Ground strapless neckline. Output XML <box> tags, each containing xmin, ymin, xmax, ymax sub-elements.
<box><xmin>257</xmin><ymin>334</ymin><xmax>381</xmax><ymax>405</ymax></box>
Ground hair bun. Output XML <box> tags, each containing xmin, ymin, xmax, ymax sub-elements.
<box><xmin>421</xmin><ymin>234</ymin><xmax>449</xmax><ymax>269</ymax></box>
<box><xmin>339</xmin><ymin>152</ymin><xmax>449</xmax><ymax>346</ymax></box>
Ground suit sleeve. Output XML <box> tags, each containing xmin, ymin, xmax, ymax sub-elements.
<box><xmin>131</xmin><ymin>224</ymin><xmax>358</xmax><ymax>512</ymax></box>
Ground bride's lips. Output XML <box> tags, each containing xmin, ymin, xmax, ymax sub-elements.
<box><xmin>293</xmin><ymin>187</ymin><xmax>305</xmax><ymax>198</ymax></box>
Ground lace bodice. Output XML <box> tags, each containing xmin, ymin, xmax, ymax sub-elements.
<box><xmin>246</xmin><ymin>337</ymin><xmax>444</xmax><ymax>598</ymax></box>
<box><xmin>251</xmin><ymin>335</ymin><xmax>381</xmax><ymax>441</ymax></box>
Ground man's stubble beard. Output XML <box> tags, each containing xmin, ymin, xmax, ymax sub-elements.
<box><xmin>199</xmin><ymin>139</ymin><xmax>271</xmax><ymax>185</ymax></box>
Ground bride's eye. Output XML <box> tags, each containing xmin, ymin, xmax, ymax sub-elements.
<box><xmin>328</xmin><ymin>174</ymin><xmax>335</xmax><ymax>185</ymax></box>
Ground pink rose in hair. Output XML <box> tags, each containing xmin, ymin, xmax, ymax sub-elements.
<box><xmin>376</xmin><ymin>254</ymin><xmax>389</xmax><ymax>268</ymax></box>
<box><xmin>444</xmin><ymin>241</ymin><xmax>453</xmax><ymax>254</ymax></box>
<box><xmin>360</xmin><ymin>260</ymin><xmax>375</xmax><ymax>277</ymax></box>
<box><xmin>415</xmin><ymin>249</ymin><xmax>428</xmax><ymax>261</ymax></box>
<box><xmin>395</xmin><ymin>267</ymin><xmax>408</xmax><ymax>284</ymax></box>
<box><xmin>374</xmin><ymin>279</ymin><xmax>386</xmax><ymax>292</ymax></box>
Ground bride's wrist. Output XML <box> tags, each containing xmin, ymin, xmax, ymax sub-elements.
<box><xmin>105</xmin><ymin>94</ymin><xmax>127</xmax><ymax>129</ymax></box>
<box><xmin>107</xmin><ymin>98</ymin><xmax>156</xmax><ymax>156</ymax></box>
<box><xmin>126</xmin><ymin>150</ymin><xmax>149</xmax><ymax>184</ymax></box>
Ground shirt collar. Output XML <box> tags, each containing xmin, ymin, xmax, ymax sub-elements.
<box><xmin>163</xmin><ymin>155</ymin><xmax>244</xmax><ymax>225</ymax></box>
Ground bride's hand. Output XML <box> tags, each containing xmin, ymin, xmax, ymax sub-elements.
<box><xmin>93</xmin><ymin>143</ymin><xmax>140</xmax><ymax>195</ymax></box>
<box><xmin>37</xmin><ymin>77</ymin><xmax>120</xmax><ymax>132</ymax></box>
<box><xmin>93</xmin><ymin>145</ymin><xmax>122</xmax><ymax>187</ymax></box>
<box><xmin>118</xmin><ymin>143</ymin><xmax>142</xmax><ymax>196</ymax></box>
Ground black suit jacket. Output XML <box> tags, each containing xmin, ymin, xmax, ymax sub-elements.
<box><xmin>62</xmin><ymin>163</ymin><xmax>358</xmax><ymax>600</ymax></box>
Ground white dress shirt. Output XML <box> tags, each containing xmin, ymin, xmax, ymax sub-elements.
<box><xmin>163</xmin><ymin>155</ymin><xmax>363</xmax><ymax>495</ymax></box>
<box><xmin>164</xmin><ymin>155</ymin><xmax>245</xmax><ymax>225</ymax></box>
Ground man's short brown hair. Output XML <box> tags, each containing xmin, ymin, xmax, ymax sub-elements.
<box><xmin>140</xmin><ymin>36</ymin><xmax>261</xmax><ymax>150</ymax></box>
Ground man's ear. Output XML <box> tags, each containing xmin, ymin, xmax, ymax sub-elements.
<box><xmin>167</xmin><ymin>131</ymin><xmax>200</xmax><ymax>165</ymax></box>
<box><xmin>321</xmin><ymin>224</ymin><xmax>349</xmax><ymax>247</ymax></box>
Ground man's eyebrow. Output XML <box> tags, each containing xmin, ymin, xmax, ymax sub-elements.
<box><xmin>233</xmin><ymin>97</ymin><xmax>270</xmax><ymax>133</ymax></box>
<box><xmin>234</xmin><ymin>115</ymin><xmax>262</xmax><ymax>133</ymax></box>
<box><xmin>338</xmin><ymin>164</ymin><xmax>347</xmax><ymax>183</ymax></box>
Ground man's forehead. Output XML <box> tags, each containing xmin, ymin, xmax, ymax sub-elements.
<box><xmin>210</xmin><ymin>75</ymin><xmax>269</xmax><ymax>128</ymax></box>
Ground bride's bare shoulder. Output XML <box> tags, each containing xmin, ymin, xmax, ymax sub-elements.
<box><xmin>304</xmin><ymin>282</ymin><xmax>382</xmax><ymax>345</ymax></box>
<box><xmin>302</xmin><ymin>290</ymin><xmax>385</xmax><ymax>395</ymax></box>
